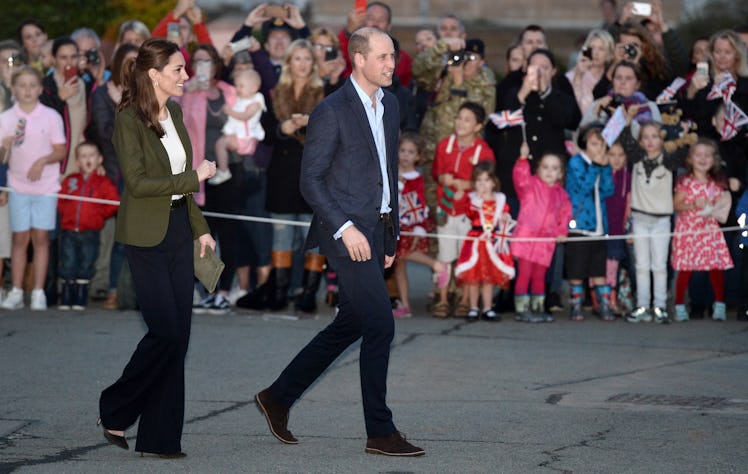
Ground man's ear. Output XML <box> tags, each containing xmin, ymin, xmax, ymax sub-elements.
<box><xmin>353</xmin><ymin>51</ymin><xmax>365</xmax><ymax>70</ymax></box>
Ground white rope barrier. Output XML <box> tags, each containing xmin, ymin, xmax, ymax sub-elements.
<box><xmin>2</xmin><ymin>186</ymin><xmax>746</xmax><ymax>243</ymax></box>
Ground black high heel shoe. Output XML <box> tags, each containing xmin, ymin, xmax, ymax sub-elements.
<box><xmin>139</xmin><ymin>451</ymin><xmax>187</xmax><ymax>459</ymax></box>
<box><xmin>97</xmin><ymin>418</ymin><xmax>128</xmax><ymax>450</ymax></box>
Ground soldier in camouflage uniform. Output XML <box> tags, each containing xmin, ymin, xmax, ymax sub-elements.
<box><xmin>417</xmin><ymin>39</ymin><xmax>497</xmax><ymax>223</ymax></box>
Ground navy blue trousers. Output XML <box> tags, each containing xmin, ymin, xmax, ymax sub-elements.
<box><xmin>99</xmin><ymin>205</ymin><xmax>193</xmax><ymax>454</ymax></box>
<box><xmin>269</xmin><ymin>220</ymin><xmax>396</xmax><ymax>438</ymax></box>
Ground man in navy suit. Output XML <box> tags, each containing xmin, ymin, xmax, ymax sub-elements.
<box><xmin>254</xmin><ymin>27</ymin><xmax>425</xmax><ymax>457</ymax></box>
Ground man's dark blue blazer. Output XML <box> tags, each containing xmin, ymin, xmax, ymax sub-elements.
<box><xmin>301</xmin><ymin>77</ymin><xmax>400</xmax><ymax>257</ymax></box>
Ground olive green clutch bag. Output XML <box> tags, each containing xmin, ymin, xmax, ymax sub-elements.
<box><xmin>193</xmin><ymin>240</ymin><xmax>224</xmax><ymax>293</ymax></box>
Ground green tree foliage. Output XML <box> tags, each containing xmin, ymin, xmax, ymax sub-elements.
<box><xmin>0</xmin><ymin>0</ymin><xmax>171</xmax><ymax>45</ymax></box>
<box><xmin>0</xmin><ymin>1</ymin><xmax>117</xmax><ymax>42</ymax></box>
<box><xmin>106</xmin><ymin>0</ymin><xmax>172</xmax><ymax>42</ymax></box>
<box><xmin>677</xmin><ymin>0</ymin><xmax>748</xmax><ymax>46</ymax></box>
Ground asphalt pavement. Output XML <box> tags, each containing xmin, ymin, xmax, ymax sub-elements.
<box><xmin>1</xmin><ymin>288</ymin><xmax>747</xmax><ymax>473</ymax></box>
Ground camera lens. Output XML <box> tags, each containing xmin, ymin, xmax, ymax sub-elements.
<box><xmin>624</xmin><ymin>44</ymin><xmax>638</xmax><ymax>59</ymax></box>
<box><xmin>448</xmin><ymin>50</ymin><xmax>465</xmax><ymax>66</ymax></box>
<box><xmin>86</xmin><ymin>49</ymin><xmax>100</xmax><ymax>66</ymax></box>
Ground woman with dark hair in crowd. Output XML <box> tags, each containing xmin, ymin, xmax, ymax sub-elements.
<box><xmin>594</xmin><ymin>22</ymin><xmax>673</xmax><ymax>101</ymax></box>
<box><xmin>17</xmin><ymin>19</ymin><xmax>47</xmax><ymax>73</ymax></box>
<box><xmin>89</xmin><ymin>43</ymin><xmax>139</xmax><ymax>309</ymax></box>
<box><xmin>504</xmin><ymin>42</ymin><xmax>525</xmax><ymax>76</ymax></box>
<box><xmin>582</xmin><ymin>61</ymin><xmax>662</xmax><ymax>138</ymax></box>
<box><xmin>499</xmin><ymin>48</ymin><xmax>581</xmax><ymax>213</ymax></box>
<box><xmin>98</xmin><ymin>37</ymin><xmax>216</xmax><ymax>458</ymax></box>
<box><xmin>40</xmin><ymin>36</ymin><xmax>95</xmax><ymax>177</ymax></box>
<box><xmin>152</xmin><ymin>0</ymin><xmax>213</xmax><ymax>67</ymax></box>
<box><xmin>178</xmin><ymin>43</ymin><xmax>246</xmax><ymax>313</ymax></box>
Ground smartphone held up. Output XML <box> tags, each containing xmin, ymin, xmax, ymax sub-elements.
<box><xmin>354</xmin><ymin>0</ymin><xmax>368</xmax><ymax>14</ymax></box>
<box><xmin>264</xmin><ymin>4</ymin><xmax>289</xmax><ymax>19</ymax></box>
<box><xmin>64</xmin><ymin>65</ymin><xmax>78</xmax><ymax>83</ymax></box>
<box><xmin>631</xmin><ymin>2</ymin><xmax>652</xmax><ymax>16</ymax></box>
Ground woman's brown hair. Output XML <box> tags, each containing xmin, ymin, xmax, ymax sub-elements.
<box><xmin>110</xmin><ymin>43</ymin><xmax>138</xmax><ymax>88</ymax></box>
<box><xmin>618</xmin><ymin>22</ymin><xmax>668</xmax><ymax>82</ymax></box>
<box><xmin>190</xmin><ymin>43</ymin><xmax>223</xmax><ymax>80</ymax></box>
<box><xmin>118</xmin><ymin>38</ymin><xmax>180</xmax><ymax>137</ymax></box>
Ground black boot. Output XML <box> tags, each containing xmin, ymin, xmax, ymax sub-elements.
<box><xmin>267</xmin><ymin>267</ymin><xmax>290</xmax><ymax>311</ymax></box>
<box><xmin>73</xmin><ymin>279</ymin><xmax>90</xmax><ymax>310</ymax></box>
<box><xmin>295</xmin><ymin>270</ymin><xmax>322</xmax><ymax>314</ymax></box>
<box><xmin>58</xmin><ymin>280</ymin><xmax>74</xmax><ymax>310</ymax></box>
<box><xmin>737</xmin><ymin>304</ymin><xmax>748</xmax><ymax>321</ymax></box>
<box><xmin>236</xmin><ymin>270</ymin><xmax>275</xmax><ymax>310</ymax></box>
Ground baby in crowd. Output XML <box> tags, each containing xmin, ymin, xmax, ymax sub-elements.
<box><xmin>211</xmin><ymin>69</ymin><xmax>265</xmax><ymax>185</ymax></box>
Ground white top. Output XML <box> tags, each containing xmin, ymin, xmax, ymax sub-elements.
<box><xmin>222</xmin><ymin>92</ymin><xmax>266</xmax><ymax>140</ymax></box>
<box><xmin>159</xmin><ymin>109</ymin><xmax>187</xmax><ymax>200</ymax></box>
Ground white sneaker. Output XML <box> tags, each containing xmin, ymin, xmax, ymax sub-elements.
<box><xmin>1</xmin><ymin>288</ymin><xmax>24</xmax><ymax>310</ymax></box>
<box><xmin>30</xmin><ymin>289</ymin><xmax>47</xmax><ymax>311</ymax></box>
<box><xmin>208</xmin><ymin>169</ymin><xmax>232</xmax><ymax>186</ymax></box>
<box><xmin>208</xmin><ymin>293</ymin><xmax>230</xmax><ymax>314</ymax></box>
<box><xmin>227</xmin><ymin>287</ymin><xmax>248</xmax><ymax>306</ymax></box>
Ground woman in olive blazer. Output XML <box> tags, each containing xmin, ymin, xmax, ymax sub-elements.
<box><xmin>98</xmin><ymin>39</ymin><xmax>216</xmax><ymax>458</ymax></box>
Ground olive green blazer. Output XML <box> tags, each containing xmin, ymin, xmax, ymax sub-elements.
<box><xmin>113</xmin><ymin>101</ymin><xmax>209</xmax><ymax>247</ymax></box>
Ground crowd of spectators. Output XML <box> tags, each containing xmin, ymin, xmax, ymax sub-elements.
<box><xmin>1</xmin><ymin>0</ymin><xmax>747</xmax><ymax>323</ymax></box>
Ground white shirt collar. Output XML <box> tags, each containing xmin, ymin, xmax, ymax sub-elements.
<box><xmin>350</xmin><ymin>75</ymin><xmax>383</xmax><ymax>107</ymax></box>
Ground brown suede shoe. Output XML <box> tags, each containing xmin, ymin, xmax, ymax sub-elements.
<box><xmin>365</xmin><ymin>431</ymin><xmax>425</xmax><ymax>456</ymax></box>
<box><xmin>255</xmin><ymin>389</ymin><xmax>298</xmax><ymax>444</ymax></box>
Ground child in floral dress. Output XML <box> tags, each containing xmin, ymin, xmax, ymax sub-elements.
<box><xmin>671</xmin><ymin>138</ymin><xmax>733</xmax><ymax>322</ymax></box>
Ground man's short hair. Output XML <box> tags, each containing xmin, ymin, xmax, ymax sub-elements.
<box><xmin>519</xmin><ymin>24</ymin><xmax>546</xmax><ymax>42</ymax></box>
<box><xmin>439</xmin><ymin>14</ymin><xmax>465</xmax><ymax>34</ymax></box>
<box><xmin>52</xmin><ymin>35</ymin><xmax>78</xmax><ymax>57</ymax></box>
<box><xmin>348</xmin><ymin>27</ymin><xmax>386</xmax><ymax>65</ymax></box>
<box><xmin>368</xmin><ymin>1</ymin><xmax>392</xmax><ymax>25</ymax></box>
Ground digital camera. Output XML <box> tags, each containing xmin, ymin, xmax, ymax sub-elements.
<box><xmin>623</xmin><ymin>43</ymin><xmax>638</xmax><ymax>59</ymax></box>
<box><xmin>447</xmin><ymin>50</ymin><xmax>466</xmax><ymax>66</ymax></box>
<box><xmin>85</xmin><ymin>48</ymin><xmax>100</xmax><ymax>67</ymax></box>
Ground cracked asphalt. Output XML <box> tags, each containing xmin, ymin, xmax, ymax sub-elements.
<box><xmin>1</xmin><ymin>289</ymin><xmax>747</xmax><ymax>473</ymax></box>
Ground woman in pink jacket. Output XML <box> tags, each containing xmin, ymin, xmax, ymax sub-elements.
<box><xmin>511</xmin><ymin>143</ymin><xmax>572</xmax><ymax>322</ymax></box>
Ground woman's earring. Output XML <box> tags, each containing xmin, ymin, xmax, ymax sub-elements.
<box><xmin>153</xmin><ymin>81</ymin><xmax>159</xmax><ymax>87</ymax></box>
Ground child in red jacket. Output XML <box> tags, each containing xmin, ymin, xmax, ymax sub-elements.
<box><xmin>57</xmin><ymin>141</ymin><xmax>119</xmax><ymax>310</ymax></box>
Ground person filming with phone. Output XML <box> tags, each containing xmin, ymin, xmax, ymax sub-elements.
<box><xmin>566</xmin><ymin>29</ymin><xmax>615</xmax><ymax>116</ymax></box>
<box><xmin>40</xmin><ymin>36</ymin><xmax>94</xmax><ymax>178</ymax></box>
<box><xmin>683</xmin><ymin>30</ymin><xmax>748</xmax><ymax>144</ymax></box>
<box><xmin>594</xmin><ymin>1</ymin><xmax>688</xmax><ymax>101</ymax></box>
<box><xmin>309</xmin><ymin>27</ymin><xmax>346</xmax><ymax>93</ymax></box>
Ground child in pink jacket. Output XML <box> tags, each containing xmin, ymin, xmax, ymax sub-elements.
<box><xmin>511</xmin><ymin>143</ymin><xmax>572</xmax><ymax>322</ymax></box>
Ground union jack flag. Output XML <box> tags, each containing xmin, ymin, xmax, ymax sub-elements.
<box><xmin>707</xmin><ymin>72</ymin><xmax>737</xmax><ymax>103</ymax></box>
<box><xmin>489</xmin><ymin>109</ymin><xmax>525</xmax><ymax>129</ymax></box>
<box><xmin>655</xmin><ymin>77</ymin><xmax>686</xmax><ymax>104</ymax></box>
<box><xmin>399</xmin><ymin>191</ymin><xmax>428</xmax><ymax>226</ymax></box>
<box><xmin>721</xmin><ymin>100</ymin><xmax>748</xmax><ymax>141</ymax></box>
<box><xmin>492</xmin><ymin>217</ymin><xmax>516</xmax><ymax>255</ymax></box>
